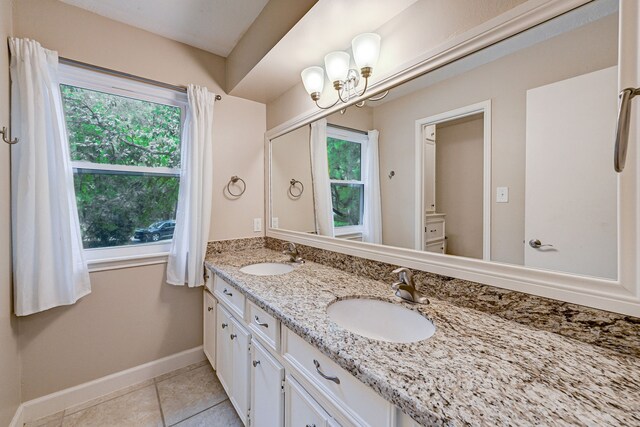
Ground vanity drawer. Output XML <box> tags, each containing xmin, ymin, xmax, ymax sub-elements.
<box><xmin>283</xmin><ymin>328</ymin><xmax>392</xmax><ymax>427</ymax></box>
<box><xmin>247</xmin><ymin>301</ymin><xmax>280</xmax><ymax>352</ymax></box>
<box><xmin>425</xmin><ymin>221</ymin><xmax>444</xmax><ymax>241</ymax></box>
<box><xmin>425</xmin><ymin>240</ymin><xmax>445</xmax><ymax>254</ymax></box>
<box><xmin>213</xmin><ymin>274</ymin><xmax>245</xmax><ymax>319</ymax></box>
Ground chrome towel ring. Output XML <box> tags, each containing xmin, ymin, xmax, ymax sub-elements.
<box><xmin>226</xmin><ymin>176</ymin><xmax>246</xmax><ymax>197</ymax></box>
<box><xmin>289</xmin><ymin>179</ymin><xmax>304</xmax><ymax>198</ymax></box>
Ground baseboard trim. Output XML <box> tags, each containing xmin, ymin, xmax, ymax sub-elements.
<box><xmin>20</xmin><ymin>346</ymin><xmax>205</xmax><ymax>423</ymax></box>
<box><xmin>8</xmin><ymin>403</ymin><xmax>23</xmax><ymax>427</ymax></box>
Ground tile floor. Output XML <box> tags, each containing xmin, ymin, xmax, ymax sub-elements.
<box><xmin>25</xmin><ymin>361</ymin><xmax>243</xmax><ymax>427</ymax></box>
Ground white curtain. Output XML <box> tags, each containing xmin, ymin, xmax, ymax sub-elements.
<box><xmin>310</xmin><ymin>118</ymin><xmax>334</xmax><ymax>237</ymax></box>
<box><xmin>9</xmin><ymin>38</ymin><xmax>91</xmax><ymax>316</ymax></box>
<box><xmin>167</xmin><ymin>85</ymin><xmax>216</xmax><ymax>287</ymax></box>
<box><xmin>362</xmin><ymin>130</ymin><xmax>382</xmax><ymax>244</ymax></box>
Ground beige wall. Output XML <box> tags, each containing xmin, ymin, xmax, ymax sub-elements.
<box><xmin>436</xmin><ymin>117</ymin><xmax>484</xmax><ymax>259</ymax></box>
<box><xmin>370</xmin><ymin>14</ymin><xmax>616</xmax><ymax>263</ymax></box>
<box><xmin>0</xmin><ymin>0</ymin><xmax>21</xmax><ymax>423</ymax></box>
<box><xmin>271</xmin><ymin>126</ymin><xmax>315</xmax><ymax>233</ymax></box>
<box><xmin>266</xmin><ymin>0</ymin><xmax>528</xmax><ymax>129</ymax></box>
<box><xmin>12</xmin><ymin>0</ymin><xmax>266</xmax><ymax>400</ymax></box>
<box><xmin>19</xmin><ymin>265</ymin><xmax>202</xmax><ymax>400</ymax></box>
<box><xmin>327</xmin><ymin>107</ymin><xmax>373</xmax><ymax>131</ymax></box>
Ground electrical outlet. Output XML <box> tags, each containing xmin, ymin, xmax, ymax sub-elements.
<box><xmin>272</xmin><ymin>217</ymin><xmax>279</xmax><ymax>228</ymax></box>
<box><xmin>253</xmin><ymin>218</ymin><xmax>262</xmax><ymax>232</ymax></box>
<box><xmin>496</xmin><ymin>187</ymin><xmax>509</xmax><ymax>203</ymax></box>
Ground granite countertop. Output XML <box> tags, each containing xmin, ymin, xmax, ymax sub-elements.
<box><xmin>205</xmin><ymin>248</ymin><xmax>640</xmax><ymax>426</ymax></box>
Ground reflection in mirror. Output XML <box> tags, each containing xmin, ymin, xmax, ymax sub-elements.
<box><xmin>270</xmin><ymin>0</ymin><xmax>619</xmax><ymax>280</ymax></box>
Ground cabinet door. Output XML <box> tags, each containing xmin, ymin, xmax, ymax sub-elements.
<box><xmin>285</xmin><ymin>375</ymin><xmax>330</xmax><ymax>427</ymax></box>
<box><xmin>230</xmin><ymin>316</ymin><xmax>251</xmax><ymax>425</ymax></box>
<box><xmin>203</xmin><ymin>291</ymin><xmax>216</xmax><ymax>369</ymax></box>
<box><xmin>251</xmin><ymin>340</ymin><xmax>284</xmax><ymax>427</ymax></box>
<box><xmin>215</xmin><ymin>305</ymin><xmax>233</xmax><ymax>395</ymax></box>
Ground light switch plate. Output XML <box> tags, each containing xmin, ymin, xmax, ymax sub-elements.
<box><xmin>253</xmin><ymin>218</ymin><xmax>262</xmax><ymax>232</ymax></box>
<box><xmin>496</xmin><ymin>187</ymin><xmax>509</xmax><ymax>203</ymax></box>
<box><xmin>272</xmin><ymin>217</ymin><xmax>279</xmax><ymax>228</ymax></box>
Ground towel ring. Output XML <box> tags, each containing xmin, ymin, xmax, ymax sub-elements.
<box><xmin>1</xmin><ymin>127</ymin><xmax>18</xmax><ymax>145</ymax></box>
<box><xmin>227</xmin><ymin>176</ymin><xmax>246</xmax><ymax>197</ymax></box>
<box><xmin>289</xmin><ymin>179</ymin><xmax>304</xmax><ymax>198</ymax></box>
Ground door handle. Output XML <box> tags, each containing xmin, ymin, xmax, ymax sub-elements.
<box><xmin>614</xmin><ymin>87</ymin><xmax>639</xmax><ymax>172</ymax></box>
<box><xmin>529</xmin><ymin>239</ymin><xmax>553</xmax><ymax>249</ymax></box>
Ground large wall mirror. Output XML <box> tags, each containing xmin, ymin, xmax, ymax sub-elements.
<box><xmin>268</xmin><ymin>0</ymin><xmax>640</xmax><ymax>315</ymax></box>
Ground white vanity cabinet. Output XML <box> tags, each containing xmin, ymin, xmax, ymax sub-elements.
<box><xmin>285</xmin><ymin>375</ymin><xmax>339</xmax><ymax>427</ymax></box>
<box><xmin>251</xmin><ymin>339</ymin><xmax>285</xmax><ymax>427</ymax></box>
<box><xmin>216</xmin><ymin>303</ymin><xmax>251</xmax><ymax>425</ymax></box>
<box><xmin>208</xmin><ymin>272</ymin><xmax>418</xmax><ymax>427</ymax></box>
<box><xmin>203</xmin><ymin>289</ymin><xmax>216</xmax><ymax>369</ymax></box>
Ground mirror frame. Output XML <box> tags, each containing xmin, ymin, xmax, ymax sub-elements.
<box><xmin>265</xmin><ymin>0</ymin><xmax>640</xmax><ymax>317</ymax></box>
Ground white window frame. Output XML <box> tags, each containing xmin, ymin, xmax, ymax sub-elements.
<box><xmin>326</xmin><ymin>125</ymin><xmax>368</xmax><ymax>237</ymax></box>
<box><xmin>58</xmin><ymin>64</ymin><xmax>187</xmax><ymax>269</ymax></box>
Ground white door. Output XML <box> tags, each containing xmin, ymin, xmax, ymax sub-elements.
<box><xmin>251</xmin><ymin>340</ymin><xmax>285</xmax><ymax>427</ymax></box>
<box><xmin>230</xmin><ymin>316</ymin><xmax>251</xmax><ymax>426</ymax></box>
<box><xmin>203</xmin><ymin>291</ymin><xmax>216</xmax><ymax>369</ymax></box>
<box><xmin>285</xmin><ymin>375</ymin><xmax>331</xmax><ymax>427</ymax></box>
<box><xmin>423</xmin><ymin>125</ymin><xmax>436</xmax><ymax>215</ymax></box>
<box><xmin>525</xmin><ymin>66</ymin><xmax>618</xmax><ymax>279</ymax></box>
<box><xmin>215</xmin><ymin>305</ymin><xmax>233</xmax><ymax>395</ymax></box>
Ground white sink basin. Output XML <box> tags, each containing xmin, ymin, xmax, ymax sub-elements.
<box><xmin>327</xmin><ymin>299</ymin><xmax>435</xmax><ymax>343</ymax></box>
<box><xmin>239</xmin><ymin>262</ymin><xmax>294</xmax><ymax>276</ymax></box>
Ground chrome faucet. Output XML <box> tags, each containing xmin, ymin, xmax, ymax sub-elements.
<box><xmin>282</xmin><ymin>242</ymin><xmax>304</xmax><ymax>264</ymax></box>
<box><xmin>391</xmin><ymin>267</ymin><xmax>428</xmax><ymax>304</ymax></box>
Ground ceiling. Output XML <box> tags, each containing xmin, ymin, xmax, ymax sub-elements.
<box><xmin>60</xmin><ymin>0</ymin><xmax>269</xmax><ymax>57</ymax></box>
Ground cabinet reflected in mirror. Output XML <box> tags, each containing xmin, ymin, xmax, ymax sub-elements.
<box><xmin>270</xmin><ymin>0</ymin><xmax>619</xmax><ymax>280</ymax></box>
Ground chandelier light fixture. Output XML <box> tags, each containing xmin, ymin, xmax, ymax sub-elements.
<box><xmin>300</xmin><ymin>33</ymin><xmax>388</xmax><ymax>110</ymax></box>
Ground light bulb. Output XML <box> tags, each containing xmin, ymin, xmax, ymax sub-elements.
<box><xmin>352</xmin><ymin>33</ymin><xmax>380</xmax><ymax>77</ymax></box>
<box><xmin>301</xmin><ymin>66</ymin><xmax>325</xmax><ymax>100</ymax></box>
<box><xmin>324</xmin><ymin>51</ymin><xmax>350</xmax><ymax>85</ymax></box>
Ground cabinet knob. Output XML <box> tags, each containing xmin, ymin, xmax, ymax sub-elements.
<box><xmin>230</xmin><ymin>334</ymin><xmax>237</xmax><ymax>340</ymax></box>
<box><xmin>221</xmin><ymin>323</ymin><xmax>228</xmax><ymax>329</ymax></box>
<box><xmin>207</xmin><ymin>306</ymin><xmax>213</xmax><ymax>312</ymax></box>
<box><xmin>252</xmin><ymin>360</ymin><xmax>261</xmax><ymax>367</ymax></box>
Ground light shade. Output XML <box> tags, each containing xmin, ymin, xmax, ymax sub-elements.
<box><xmin>324</xmin><ymin>51</ymin><xmax>351</xmax><ymax>83</ymax></box>
<box><xmin>352</xmin><ymin>33</ymin><xmax>381</xmax><ymax>70</ymax></box>
<box><xmin>301</xmin><ymin>66</ymin><xmax>325</xmax><ymax>95</ymax></box>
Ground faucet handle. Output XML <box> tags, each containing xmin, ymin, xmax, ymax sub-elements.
<box><xmin>392</xmin><ymin>267</ymin><xmax>413</xmax><ymax>283</ymax></box>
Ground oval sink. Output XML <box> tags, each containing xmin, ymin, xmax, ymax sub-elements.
<box><xmin>327</xmin><ymin>299</ymin><xmax>435</xmax><ymax>343</ymax></box>
<box><xmin>239</xmin><ymin>262</ymin><xmax>294</xmax><ymax>276</ymax></box>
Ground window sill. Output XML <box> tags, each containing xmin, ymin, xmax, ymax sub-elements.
<box><xmin>87</xmin><ymin>252</ymin><xmax>169</xmax><ymax>273</ymax></box>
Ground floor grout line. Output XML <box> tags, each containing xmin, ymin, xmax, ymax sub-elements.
<box><xmin>167</xmin><ymin>398</ymin><xmax>230</xmax><ymax>427</ymax></box>
<box><xmin>154</xmin><ymin>382</ymin><xmax>167</xmax><ymax>427</ymax></box>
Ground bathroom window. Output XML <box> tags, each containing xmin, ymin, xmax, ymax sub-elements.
<box><xmin>59</xmin><ymin>64</ymin><xmax>187</xmax><ymax>263</ymax></box>
<box><xmin>326</xmin><ymin>126</ymin><xmax>367</xmax><ymax>235</ymax></box>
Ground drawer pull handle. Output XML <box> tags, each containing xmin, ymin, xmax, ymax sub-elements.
<box><xmin>221</xmin><ymin>323</ymin><xmax>228</xmax><ymax>329</ymax></box>
<box><xmin>429</xmin><ymin>229</ymin><xmax>436</xmax><ymax>232</ymax></box>
<box><xmin>207</xmin><ymin>306</ymin><xmax>213</xmax><ymax>312</ymax></box>
<box><xmin>306</xmin><ymin>425</ymin><xmax>316</xmax><ymax>427</ymax></box>
<box><xmin>252</xmin><ymin>360</ymin><xmax>261</xmax><ymax>367</ymax></box>
<box><xmin>230</xmin><ymin>334</ymin><xmax>237</xmax><ymax>340</ymax></box>
<box><xmin>223</xmin><ymin>288</ymin><xmax>233</xmax><ymax>297</ymax></box>
<box><xmin>254</xmin><ymin>316</ymin><xmax>269</xmax><ymax>328</ymax></box>
<box><xmin>313</xmin><ymin>359</ymin><xmax>340</xmax><ymax>384</ymax></box>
